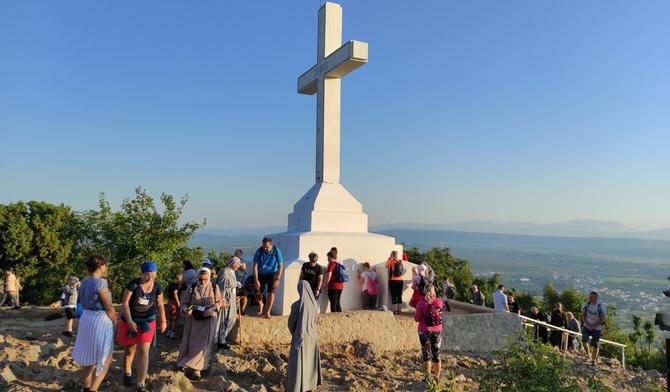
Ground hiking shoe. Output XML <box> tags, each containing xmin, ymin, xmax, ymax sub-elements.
<box><xmin>137</xmin><ymin>384</ymin><xmax>148</xmax><ymax>392</ymax></box>
<box><xmin>123</xmin><ymin>373</ymin><xmax>132</xmax><ymax>386</ymax></box>
<box><xmin>62</xmin><ymin>330</ymin><xmax>75</xmax><ymax>337</ymax></box>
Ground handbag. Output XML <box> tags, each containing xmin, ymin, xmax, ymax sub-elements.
<box><xmin>192</xmin><ymin>308</ymin><xmax>209</xmax><ymax>321</ymax></box>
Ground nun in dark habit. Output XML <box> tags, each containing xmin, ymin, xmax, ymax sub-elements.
<box><xmin>285</xmin><ymin>280</ymin><xmax>322</xmax><ymax>392</ymax></box>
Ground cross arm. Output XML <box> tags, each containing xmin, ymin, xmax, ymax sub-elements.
<box><xmin>297</xmin><ymin>40</ymin><xmax>368</xmax><ymax>95</ymax></box>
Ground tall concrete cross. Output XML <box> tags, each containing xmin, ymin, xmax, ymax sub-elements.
<box><xmin>298</xmin><ymin>2</ymin><xmax>368</xmax><ymax>184</ymax></box>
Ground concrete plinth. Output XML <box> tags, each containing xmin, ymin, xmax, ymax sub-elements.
<box><xmin>266</xmin><ymin>230</ymin><xmax>412</xmax><ymax>315</ymax></box>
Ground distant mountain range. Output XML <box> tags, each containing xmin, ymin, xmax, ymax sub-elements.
<box><xmin>369</xmin><ymin>220</ymin><xmax>670</xmax><ymax>241</ymax></box>
<box><xmin>196</xmin><ymin>220</ymin><xmax>670</xmax><ymax>242</ymax></box>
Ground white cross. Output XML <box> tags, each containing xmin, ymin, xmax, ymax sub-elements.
<box><xmin>298</xmin><ymin>2</ymin><xmax>368</xmax><ymax>184</ymax></box>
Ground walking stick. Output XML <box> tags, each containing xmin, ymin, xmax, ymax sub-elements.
<box><xmin>237</xmin><ymin>297</ymin><xmax>243</xmax><ymax>345</ymax></box>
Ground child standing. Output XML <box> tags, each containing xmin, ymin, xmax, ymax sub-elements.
<box><xmin>166</xmin><ymin>272</ymin><xmax>182</xmax><ymax>338</ymax></box>
<box><xmin>61</xmin><ymin>276</ymin><xmax>80</xmax><ymax>336</ymax></box>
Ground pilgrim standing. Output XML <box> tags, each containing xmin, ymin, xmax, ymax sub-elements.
<box><xmin>216</xmin><ymin>256</ymin><xmax>242</xmax><ymax>349</ymax></box>
<box><xmin>117</xmin><ymin>261</ymin><xmax>166</xmax><ymax>392</ymax></box>
<box><xmin>72</xmin><ymin>255</ymin><xmax>117</xmax><ymax>392</ymax></box>
<box><xmin>414</xmin><ymin>284</ymin><xmax>444</xmax><ymax>382</ymax></box>
<box><xmin>177</xmin><ymin>267</ymin><xmax>224</xmax><ymax>380</ymax></box>
<box><xmin>285</xmin><ymin>280</ymin><xmax>322</xmax><ymax>392</ymax></box>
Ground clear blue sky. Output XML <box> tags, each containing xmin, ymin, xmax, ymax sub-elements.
<box><xmin>1</xmin><ymin>1</ymin><xmax>668</xmax><ymax>231</ymax></box>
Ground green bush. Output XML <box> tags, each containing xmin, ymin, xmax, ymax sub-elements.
<box><xmin>479</xmin><ymin>337</ymin><xmax>591</xmax><ymax>392</ymax></box>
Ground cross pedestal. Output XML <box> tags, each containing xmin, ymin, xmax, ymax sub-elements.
<box><xmin>265</xmin><ymin>3</ymin><xmax>413</xmax><ymax>316</ymax></box>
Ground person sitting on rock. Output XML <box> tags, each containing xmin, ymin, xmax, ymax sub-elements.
<box><xmin>469</xmin><ymin>285</ymin><xmax>485</xmax><ymax>307</ymax></box>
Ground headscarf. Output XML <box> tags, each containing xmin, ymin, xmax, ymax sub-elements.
<box><xmin>141</xmin><ymin>261</ymin><xmax>157</xmax><ymax>273</ymax></box>
<box><xmin>290</xmin><ymin>280</ymin><xmax>319</xmax><ymax>349</ymax></box>
<box><xmin>197</xmin><ymin>267</ymin><xmax>211</xmax><ymax>278</ymax></box>
<box><xmin>421</xmin><ymin>262</ymin><xmax>435</xmax><ymax>283</ymax></box>
<box><xmin>226</xmin><ymin>256</ymin><xmax>241</xmax><ymax>269</ymax></box>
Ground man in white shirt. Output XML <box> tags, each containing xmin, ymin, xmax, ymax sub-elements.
<box><xmin>493</xmin><ymin>284</ymin><xmax>509</xmax><ymax>312</ymax></box>
<box><xmin>581</xmin><ymin>291</ymin><xmax>606</xmax><ymax>366</ymax></box>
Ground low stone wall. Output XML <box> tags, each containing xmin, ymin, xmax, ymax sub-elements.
<box><xmin>443</xmin><ymin>301</ymin><xmax>525</xmax><ymax>355</ymax></box>
<box><xmin>236</xmin><ymin>303</ymin><xmax>524</xmax><ymax>356</ymax></box>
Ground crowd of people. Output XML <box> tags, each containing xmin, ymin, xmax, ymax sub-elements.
<box><xmin>0</xmin><ymin>240</ymin><xmax>608</xmax><ymax>390</ymax></box>
<box><xmin>489</xmin><ymin>282</ymin><xmax>607</xmax><ymax>366</ymax></box>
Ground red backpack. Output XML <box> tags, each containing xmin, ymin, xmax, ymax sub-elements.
<box><xmin>425</xmin><ymin>301</ymin><xmax>443</xmax><ymax>327</ymax></box>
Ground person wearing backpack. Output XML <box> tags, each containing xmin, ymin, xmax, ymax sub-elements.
<box><xmin>385</xmin><ymin>250</ymin><xmax>404</xmax><ymax>314</ymax></box>
<box><xmin>413</xmin><ymin>284</ymin><xmax>443</xmax><ymax>382</ymax></box>
<box><xmin>253</xmin><ymin>237</ymin><xmax>284</xmax><ymax>319</ymax></box>
<box><xmin>581</xmin><ymin>291</ymin><xmax>606</xmax><ymax>366</ymax></box>
<box><xmin>356</xmin><ymin>262</ymin><xmax>378</xmax><ymax>310</ymax></box>
<box><xmin>324</xmin><ymin>251</ymin><xmax>345</xmax><ymax>312</ymax></box>
<box><xmin>117</xmin><ymin>261</ymin><xmax>167</xmax><ymax>392</ymax></box>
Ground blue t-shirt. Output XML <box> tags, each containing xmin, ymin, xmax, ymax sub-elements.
<box><xmin>79</xmin><ymin>276</ymin><xmax>108</xmax><ymax>311</ymax></box>
<box><xmin>253</xmin><ymin>246</ymin><xmax>283</xmax><ymax>275</ymax></box>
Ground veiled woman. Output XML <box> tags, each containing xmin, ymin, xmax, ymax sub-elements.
<box><xmin>176</xmin><ymin>267</ymin><xmax>224</xmax><ymax>380</ymax></box>
<box><xmin>216</xmin><ymin>256</ymin><xmax>241</xmax><ymax>349</ymax></box>
<box><xmin>285</xmin><ymin>280</ymin><xmax>322</xmax><ymax>392</ymax></box>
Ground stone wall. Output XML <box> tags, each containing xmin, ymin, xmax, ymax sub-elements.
<box><xmin>443</xmin><ymin>301</ymin><xmax>525</xmax><ymax>355</ymax></box>
<box><xmin>236</xmin><ymin>303</ymin><xmax>524</xmax><ymax>356</ymax></box>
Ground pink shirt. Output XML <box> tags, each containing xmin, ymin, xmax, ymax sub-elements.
<box><xmin>414</xmin><ymin>298</ymin><xmax>444</xmax><ymax>333</ymax></box>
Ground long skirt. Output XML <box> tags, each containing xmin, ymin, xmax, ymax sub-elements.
<box><xmin>285</xmin><ymin>335</ymin><xmax>322</xmax><ymax>392</ymax></box>
<box><xmin>176</xmin><ymin>315</ymin><xmax>218</xmax><ymax>370</ymax></box>
<box><xmin>216</xmin><ymin>299</ymin><xmax>237</xmax><ymax>344</ymax></box>
<box><xmin>72</xmin><ymin>310</ymin><xmax>114</xmax><ymax>376</ymax></box>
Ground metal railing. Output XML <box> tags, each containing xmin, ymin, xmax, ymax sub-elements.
<box><xmin>518</xmin><ymin>314</ymin><xmax>627</xmax><ymax>367</ymax></box>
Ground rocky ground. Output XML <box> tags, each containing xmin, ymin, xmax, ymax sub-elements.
<box><xmin>0</xmin><ymin>306</ymin><xmax>667</xmax><ymax>391</ymax></box>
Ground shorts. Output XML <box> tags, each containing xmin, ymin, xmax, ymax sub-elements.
<box><xmin>116</xmin><ymin>319</ymin><xmax>156</xmax><ymax>346</ymax></box>
<box><xmin>167</xmin><ymin>300</ymin><xmax>180</xmax><ymax>322</ymax></box>
<box><xmin>581</xmin><ymin>326</ymin><xmax>601</xmax><ymax>348</ymax></box>
<box><xmin>65</xmin><ymin>307</ymin><xmax>77</xmax><ymax>320</ymax></box>
<box><xmin>256</xmin><ymin>273</ymin><xmax>278</xmax><ymax>294</ymax></box>
<box><xmin>419</xmin><ymin>331</ymin><xmax>442</xmax><ymax>363</ymax></box>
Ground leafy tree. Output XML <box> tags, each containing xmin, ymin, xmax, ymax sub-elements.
<box><xmin>515</xmin><ymin>291</ymin><xmax>540</xmax><ymax>315</ymax></box>
<box><xmin>472</xmin><ymin>272</ymin><xmax>501</xmax><ymax>308</ymax></box>
<box><xmin>405</xmin><ymin>247</ymin><xmax>473</xmax><ymax>300</ymax></box>
<box><xmin>0</xmin><ymin>201</ymin><xmax>82</xmax><ymax>304</ymax></box>
<box><xmin>629</xmin><ymin>314</ymin><xmax>643</xmax><ymax>355</ymax></box>
<box><xmin>91</xmin><ymin>188</ymin><xmax>204</xmax><ymax>299</ymax></box>
<box><xmin>558</xmin><ymin>285</ymin><xmax>586</xmax><ymax>315</ymax></box>
<box><xmin>643</xmin><ymin>321</ymin><xmax>655</xmax><ymax>353</ymax></box>
<box><xmin>541</xmin><ymin>283</ymin><xmax>560</xmax><ymax>313</ymax></box>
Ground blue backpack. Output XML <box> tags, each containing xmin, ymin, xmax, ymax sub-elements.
<box><xmin>333</xmin><ymin>262</ymin><xmax>348</xmax><ymax>283</ymax></box>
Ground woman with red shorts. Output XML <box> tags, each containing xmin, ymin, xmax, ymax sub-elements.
<box><xmin>117</xmin><ymin>261</ymin><xmax>166</xmax><ymax>392</ymax></box>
